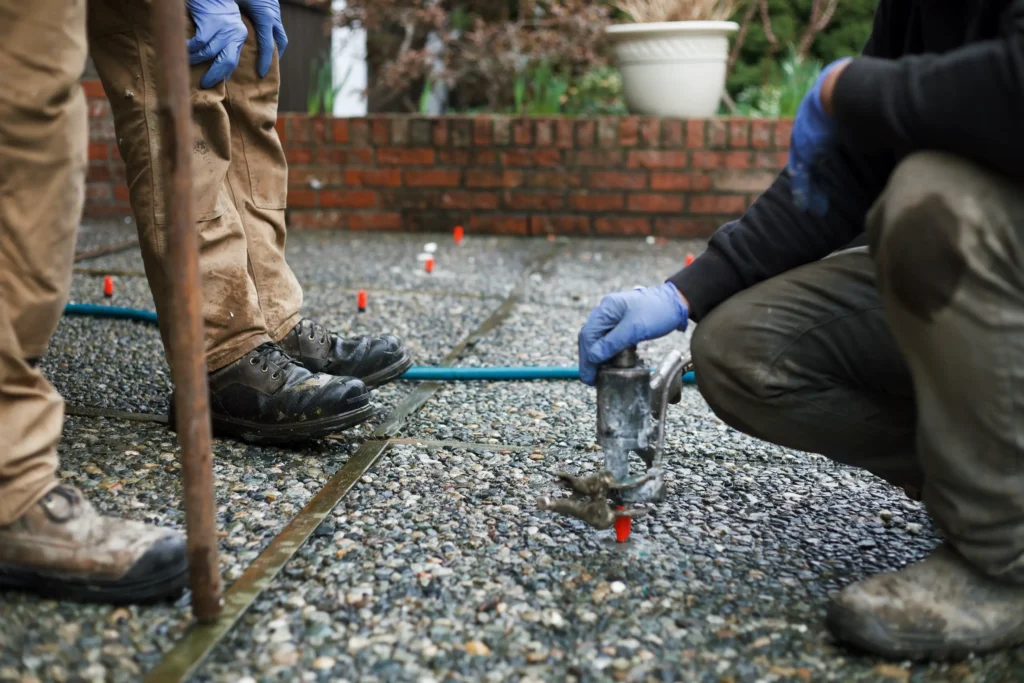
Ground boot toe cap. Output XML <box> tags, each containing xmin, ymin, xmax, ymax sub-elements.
<box><xmin>121</xmin><ymin>531</ymin><xmax>189</xmax><ymax>586</ymax></box>
<box><xmin>322</xmin><ymin>375</ymin><xmax>371</xmax><ymax>408</ymax></box>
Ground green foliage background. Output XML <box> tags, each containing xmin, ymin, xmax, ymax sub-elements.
<box><xmin>727</xmin><ymin>0</ymin><xmax>877</xmax><ymax>96</ymax></box>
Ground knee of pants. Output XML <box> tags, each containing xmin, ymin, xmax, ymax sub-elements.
<box><xmin>690</xmin><ymin>301</ymin><xmax>776</xmax><ymax>425</ymax></box>
<box><xmin>868</xmin><ymin>151</ymin><xmax>988</xmax><ymax>324</ymax></box>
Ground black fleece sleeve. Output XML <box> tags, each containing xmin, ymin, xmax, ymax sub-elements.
<box><xmin>666</xmin><ymin>2</ymin><xmax>898</xmax><ymax>322</ymax></box>
<box><xmin>832</xmin><ymin>1</ymin><xmax>1024</xmax><ymax>179</ymax></box>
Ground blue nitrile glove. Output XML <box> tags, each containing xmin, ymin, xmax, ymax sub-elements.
<box><xmin>788</xmin><ymin>58</ymin><xmax>851</xmax><ymax>217</ymax></box>
<box><xmin>186</xmin><ymin>0</ymin><xmax>248</xmax><ymax>88</ymax></box>
<box><xmin>237</xmin><ymin>0</ymin><xmax>288</xmax><ymax>78</ymax></box>
<box><xmin>577</xmin><ymin>283</ymin><xmax>689</xmax><ymax>386</ymax></box>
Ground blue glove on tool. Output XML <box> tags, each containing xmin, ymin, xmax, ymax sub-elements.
<box><xmin>186</xmin><ymin>0</ymin><xmax>248</xmax><ymax>88</ymax></box>
<box><xmin>788</xmin><ymin>58</ymin><xmax>851</xmax><ymax>217</ymax></box>
<box><xmin>237</xmin><ymin>0</ymin><xmax>289</xmax><ymax>78</ymax></box>
<box><xmin>577</xmin><ymin>283</ymin><xmax>689</xmax><ymax>386</ymax></box>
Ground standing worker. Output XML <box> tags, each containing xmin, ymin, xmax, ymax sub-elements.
<box><xmin>579</xmin><ymin>0</ymin><xmax>1024</xmax><ymax>661</ymax></box>
<box><xmin>0</xmin><ymin>0</ymin><xmax>188</xmax><ymax>603</ymax></box>
<box><xmin>87</xmin><ymin>0</ymin><xmax>412</xmax><ymax>445</ymax></box>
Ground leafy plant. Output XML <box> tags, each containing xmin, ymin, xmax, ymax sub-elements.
<box><xmin>334</xmin><ymin>0</ymin><xmax>614</xmax><ymax>113</ymax></box>
<box><xmin>614</xmin><ymin>0</ymin><xmax>738</xmax><ymax>23</ymax></box>
<box><xmin>563</xmin><ymin>65</ymin><xmax>628</xmax><ymax>115</ymax></box>
<box><xmin>725</xmin><ymin>0</ymin><xmax>872</xmax><ymax>98</ymax></box>
<box><xmin>306</xmin><ymin>51</ymin><xmax>352</xmax><ymax>116</ymax></box>
<box><xmin>513</xmin><ymin>60</ymin><xmax>571</xmax><ymax>115</ymax></box>
<box><xmin>728</xmin><ymin>45</ymin><xmax>820</xmax><ymax>117</ymax></box>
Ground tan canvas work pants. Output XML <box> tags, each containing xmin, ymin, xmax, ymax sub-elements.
<box><xmin>0</xmin><ymin>0</ymin><xmax>87</xmax><ymax>524</ymax></box>
<box><xmin>88</xmin><ymin>0</ymin><xmax>304</xmax><ymax>372</ymax></box>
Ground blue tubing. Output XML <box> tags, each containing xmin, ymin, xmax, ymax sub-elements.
<box><xmin>401</xmin><ymin>365</ymin><xmax>697</xmax><ymax>384</ymax></box>
<box><xmin>64</xmin><ymin>303</ymin><xmax>159</xmax><ymax>324</ymax></box>
<box><xmin>61</xmin><ymin>303</ymin><xmax>696</xmax><ymax>384</ymax></box>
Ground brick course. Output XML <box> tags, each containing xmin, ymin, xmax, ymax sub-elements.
<box><xmin>80</xmin><ymin>79</ymin><xmax>792</xmax><ymax>237</ymax></box>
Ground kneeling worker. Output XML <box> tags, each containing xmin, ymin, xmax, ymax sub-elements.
<box><xmin>579</xmin><ymin>0</ymin><xmax>1024</xmax><ymax>661</ymax></box>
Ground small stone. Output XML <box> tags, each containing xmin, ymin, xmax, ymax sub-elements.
<box><xmin>348</xmin><ymin>636</ymin><xmax>371</xmax><ymax>653</ymax></box>
<box><xmin>543</xmin><ymin>610</ymin><xmax>565</xmax><ymax>628</ymax></box>
<box><xmin>610</xmin><ymin>581</ymin><xmax>626</xmax><ymax>594</ymax></box>
<box><xmin>879</xmin><ymin>509</ymin><xmax>894</xmax><ymax>522</ymax></box>
<box><xmin>312</xmin><ymin>657</ymin><xmax>336</xmax><ymax>670</ymax></box>
<box><xmin>872</xmin><ymin>664</ymin><xmax>910</xmax><ymax>682</ymax></box>
<box><xmin>271</xmin><ymin>646</ymin><xmax>299</xmax><ymax>667</ymax></box>
<box><xmin>906</xmin><ymin>522</ymin><xmax>923</xmax><ymax>534</ymax></box>
<box><xmin>529</xmin><ymin>454</ymin><xmax>544</xmax><ymax>461</ymax></box>
<box><xmin>314</xmin><ymin>522</ymin><xmax>336</xmax><ymax>537</ymax></box>
<box><xmin>465</xmin><ymin>640</ymin><xmax>491</xmax><ymax>656</ymax></box>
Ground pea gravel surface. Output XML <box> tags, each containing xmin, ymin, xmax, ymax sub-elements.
<box><xmin>2</xmin><ymin>229</ymin><xmax>1022</xmax><ymax>682</ymax></box>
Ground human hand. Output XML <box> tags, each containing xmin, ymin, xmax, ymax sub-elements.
<box><xmin>789</xmin><ymin>58</ymin><xmax>851</xmax><ymax>216</ymax></box>
<box><xmin>185</xmin><ymin>0</ymin><xmax>248</xmax><ymax>88</ymax></box>
<box><xmin>237</xmin><ymin>0</ymin><xmax>288</xmax><ymax>78</ymax></box>
<box><xmin>577</xmin><ymin>283</ymin><xmax>689</xmax><ymax>386</ymax></box>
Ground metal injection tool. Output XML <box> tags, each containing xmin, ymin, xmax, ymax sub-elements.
<box><xmin>537</xmin><ymin>346</ymin><xmax>692</xmax><ymax>534</ymax></box>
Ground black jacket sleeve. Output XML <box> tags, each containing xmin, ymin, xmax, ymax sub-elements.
<box><xmin>832</xmin><ymin>1</ymin><xmax>1024</xmax><ymax>179</ymax></box>
<box><xmin>666</xmin><ymin>2</ymin><xmax>899</xmax><ymax>322</ymax></box>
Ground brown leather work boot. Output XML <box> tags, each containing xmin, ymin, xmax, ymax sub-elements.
<box><xmin>826</xmin><ymin>544</ymin><xmax>1024</xmax><ymax>661</ymax></box>
<box><xmin>0</xmin><ymin>484</ymin><xmax>188</xmax><ymax>604</ymax></box>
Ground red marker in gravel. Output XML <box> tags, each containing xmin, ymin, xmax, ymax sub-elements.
<box><xmin>614</xmin><ymin>508</ymin><xmax>631</xmax><ymax>543</ymax></box>
<box><xmin>357</xmin><ymin>289</ymin><xmax>367</xmax><ymax>312</ymax></box>
<box><xmin>425</xmin><ymin>256</ymin><xmax>435</xmax><ymax>274</ymax></box>
<box><xmin>454</xmin><ymin>225</ymin><xmax>464</xmax><ymax>244</ymax></box>
<box><xmin>103</xmin><ymin>276</ymin><xmax>114</xmax><ymax>297</ymax></box>
<box><xmin>685</xmin><ymin>253</ymin><xmax>695</xmax><ymax>267</ymax></box>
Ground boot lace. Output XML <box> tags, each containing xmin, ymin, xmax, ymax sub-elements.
<box><xmin>248</xmin><ymin>343</ymin><xmax>302</xmax><ymax>380</ymax></box>
<box><xmin>300</xmin><ymin>319</ymin><xmax>332</xmax><ymax>347</ymax></box>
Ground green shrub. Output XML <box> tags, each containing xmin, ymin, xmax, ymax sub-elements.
<box><xmin>728</xmin><ymin>45</ymin><xmax>820</xmax><ymax>117</ymax></box>
<box><xmin>727</xmin><ymin>0</ymin><xmax>875</xmax><ymax>97</ymax></box>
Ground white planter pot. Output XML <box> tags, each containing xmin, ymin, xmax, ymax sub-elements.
<box><xmin>608</xmin><ymin>21</ymin><xmax>739</xmax><ymax>118</ymax></box>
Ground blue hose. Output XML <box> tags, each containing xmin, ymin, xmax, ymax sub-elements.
<box><xmin>64</xmin><ymin>303</ymin><xmax>159</xmax><ymax>324</ymax></box>
<box><xmin>62</xmin><ymin>303</ymin><xmax>696</xmax><ymax>384</ymax></box>
<box><xmin>401</xmin><ymin>365</ymin><xmax>697</xmax><ymax>384</ymax></box>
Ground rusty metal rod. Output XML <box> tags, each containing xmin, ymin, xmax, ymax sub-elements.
<box><xmin>150</xmin><ymin>0</ymin><xmax>222</xmax><ymax>622</ymax></box>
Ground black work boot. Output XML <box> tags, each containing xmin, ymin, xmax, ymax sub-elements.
<box><xmin>278</xmin><ymin>319</ymin><xmax>412</xmax><ymax>388</ymax></box>
<box><xmin>0</xmin><ymin>485</ymin><xmax>188</xmax><ymax>604</ymax></box>
<box><xmin>172</xmin><ymin>343</ymin><xmax>373</xmax><ymax>446</ymax></box>
<box><xmin>826</xmin><ymin>543</ymin><xmax>1024</xmax><ymax>661</ymax></box>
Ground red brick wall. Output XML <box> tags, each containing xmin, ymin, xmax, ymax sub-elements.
<box><xmin>82</xmin><ymin>79</ymin><xmax>792</xmax><ymax>237</ymax></box>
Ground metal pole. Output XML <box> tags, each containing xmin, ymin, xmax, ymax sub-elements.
<box><xmin>150</xmin><ymin>0</ymin><xmax>222</xmax><ymax>622</ymax></box>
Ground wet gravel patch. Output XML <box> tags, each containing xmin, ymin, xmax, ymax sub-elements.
<box><xmin>286</xmin><ymin>232</ymin><xmax>548</xmax><ymax>300</ymax></box>
<box><xmin>43</xmin><ymin>316</ymin><xmax>171</xmax><ymax>415</ymax></box>
<box><xmin>74</xmin><ymin>218</ymin><xmax>138</xmax><ymax>255</ymax></box>
<box><xmin>521</xmin><ymin>237</ymin><xmax>706</xmax><ymax>308</ymax></box>
<box><xmin>302</xmin><ymin>286</ymin><xmax>499</xmax><ymax>368</ymax></box>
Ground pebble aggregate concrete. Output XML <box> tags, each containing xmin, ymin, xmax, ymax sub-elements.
<box><xmin>1</xmin><ymin>222</ymin><xmax>1022</xmax><ymax>682</ymax></box>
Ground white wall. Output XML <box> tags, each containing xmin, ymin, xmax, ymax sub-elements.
<box><xmin>330</xmin><ymin>0</ymin><xmax>368</xmax><ymax>117</ymax></box>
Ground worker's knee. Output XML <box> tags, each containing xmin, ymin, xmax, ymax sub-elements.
<box><xmin>691</xmin><ymin>299</ymin><xmax>777</xmax><ymax>422</ymax></box>
<box><xmin>868</xmin><ymin>152</ymin><xmax>984</xmax><ymax>323</ymax></box>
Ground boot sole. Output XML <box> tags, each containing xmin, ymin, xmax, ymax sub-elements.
<box><xmin>210</xmin><ymin>401</ymin><xmax>375</xmax><ymax>446</ymax></box>
<box><xmin>826</xmin><ymin>601</ymin><xmax>1024</xmax><ymax>661</ymax></box>
<box><xmin>0</xmin><ymin>555</ymin><xmax>188</xmax><ymax>605</ymax></box>
<box><xmin>360</xmin><ymin>351</ymin><xmax>413</xmax><ymax>388</ymax></box>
